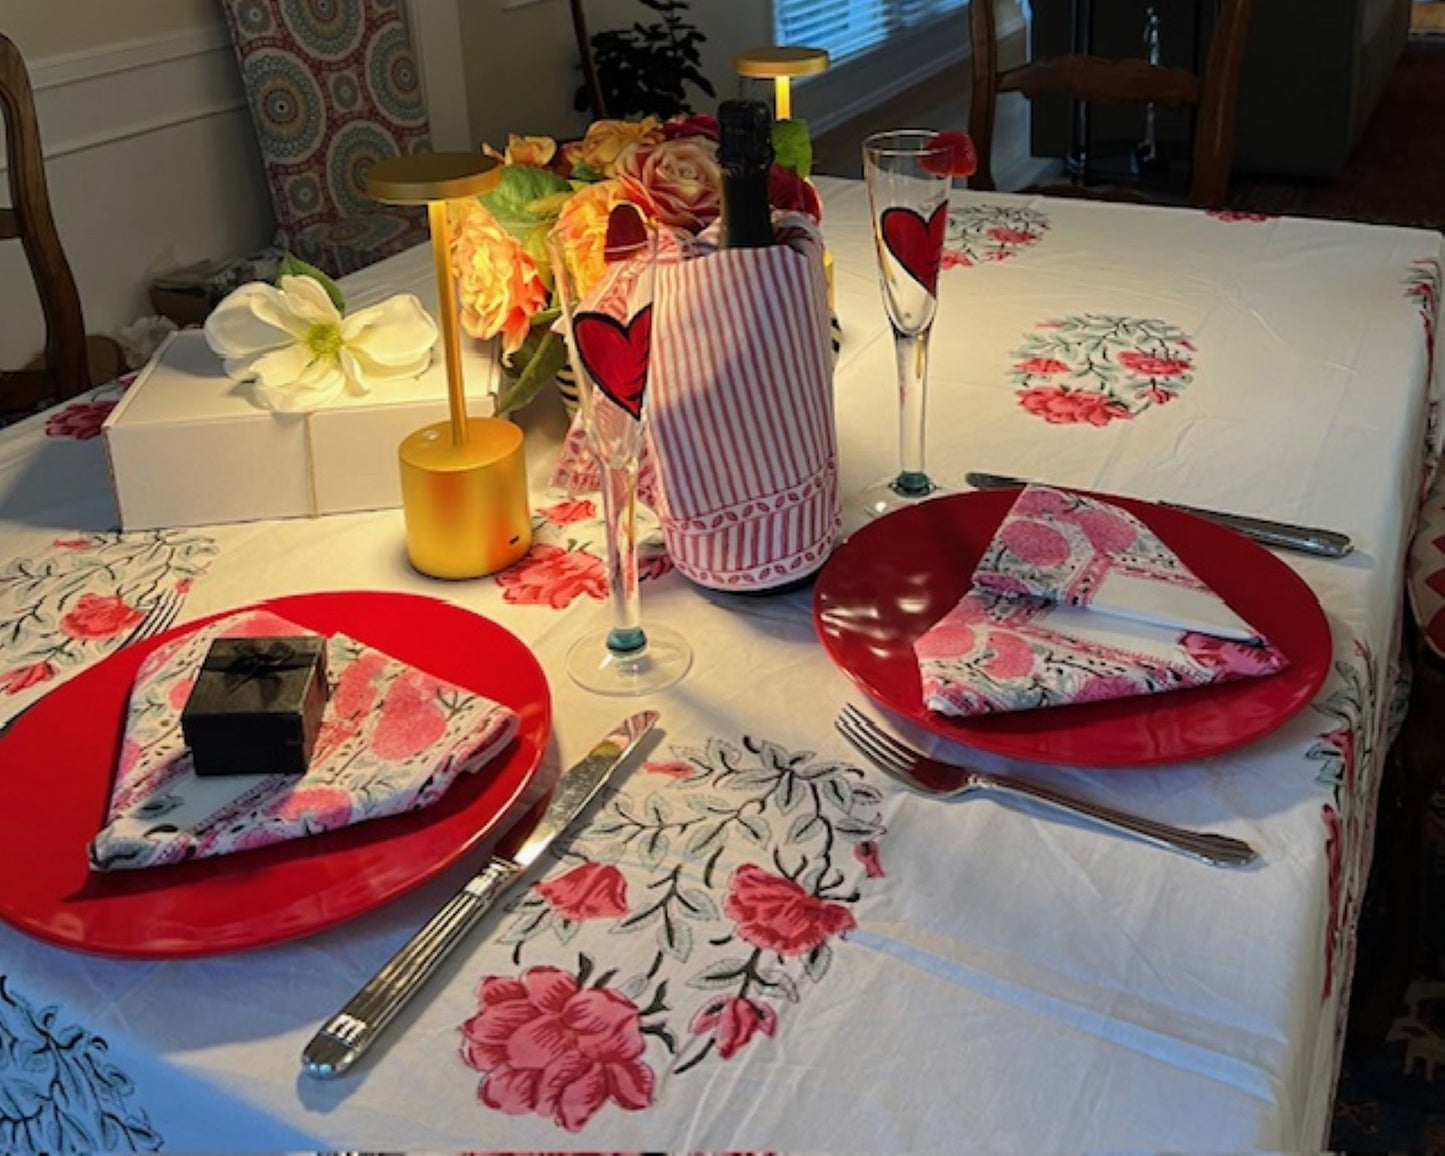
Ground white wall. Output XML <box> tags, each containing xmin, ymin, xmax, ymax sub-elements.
<box><xmin>456</xmin><ymin>0</ymin><xmax>772</xmax><ymax>150</ymax></box>
<box><xmin>0</xmin><ymin>10</ymin><xmax>273</xmax><ymax>366</ymax></box>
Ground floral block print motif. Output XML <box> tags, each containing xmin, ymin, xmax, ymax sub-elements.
<box><xmin>1010</xmin><ymin>314</ymin><xmax>1196</xmax><ymax>426</ymax></box>
<box><xmin>1310</xmin><ymin>642</ymin><xmax>1381</xmax><ymax>1010</ymax></box>
<box><xmin>942</xmin><ymin>204</ymin><xmax>1050</xmax><ymax>268</ymax></box>
<box><xmin>1406</xmin><ymin>258</ymin><xmax>1442</xmax><ymax>496</ymax></box>
<box><xmin>42</xmin><ymin>374</ymin><xmax>136</xmax><ymax>441</ymax></box>
<box><xmin>975</xmin><ymin>485</ymin><xmax>1216</xmax><ymax>608</ymax></box>
<box><xmin>89</xmin><ymin>610</ymin><xmax>518</xmax><ymax>870</ymax></box>
<box><xmin>0</xmin><ymin>531</ymin><xmax>215</xmax><ymax>699</ymax></box>
<box><xmin>459</xmin><ymin>735</ymin><xmax>887</xmax><ymax>1132</ymax></box>
<box><xmin>0</xmin><ymin>976</ymin><xmax>162</xmax><ymax>1153</ymax></box>
<box><xmin>494</xmin><ymin>491</ymin><xmax>671</xmax><ymax>610</ymax></box>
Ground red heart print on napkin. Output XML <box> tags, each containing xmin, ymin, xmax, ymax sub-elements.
<box><xmin>575</xmin><ymin>306</ymin><xmax>652</xmax><ymax>420</ymax></box>
<box><xmin>881</xmin><ymin>204</ymin><xmax>947</xmax><ymax>295</ymax></box>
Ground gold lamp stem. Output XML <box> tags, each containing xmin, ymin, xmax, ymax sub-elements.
<box><xmin>427</xmin><ymin>199</ymin><xmax>468</xmax><ymax>449</ymax></box>
<box><xmin>774</xmin><ymin>75</ymin><xmax>791</xmax><ymax>120</ymax></box>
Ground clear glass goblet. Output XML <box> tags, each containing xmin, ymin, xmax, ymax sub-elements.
<box><xmin>548</xmin><ymin>227</ymin><xmax>692</xmax><ymax>696</ymax></box>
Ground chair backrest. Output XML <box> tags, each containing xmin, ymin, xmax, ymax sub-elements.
<box><xmin>569</xmin><ymin>0</ymin><xmax>609</xmax><ymax>118</ymax></box>
<box><xmin>218</xmin><ymin>0</ymin><xmax>432</xmax><ymax>246</ymax></box>
<box><xmin>968</xmin><ymin>0</ymin><xmax>1254</xmax><ymax>209</ymax></box>
<box><xmin>0</xmin><ymin>33</ymin><xmax>91</xmax><ymax>417</ymax></box>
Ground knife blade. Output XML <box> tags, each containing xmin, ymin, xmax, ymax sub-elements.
<box><xmin>964</xmin><ymin>472</ymin><xmax>1353</xmax><ymax>558</ymax></box>
<box><xmin>301</xmin><ymin>710</ymin><xmax>660</xmax><ymax>1079</ymax></box>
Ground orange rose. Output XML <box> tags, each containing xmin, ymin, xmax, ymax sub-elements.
<box><xmin>550</xmin><ymin>177</ymin><xmax>659</xmax><ymax>296</ymax></box>
<box><xmin>579</xmin><ymin>117</ymin><xmax>663</xmax><ymax>175</ymax></box>
<box><xmin>614</xmin><ymin>137</ymin><xmax>721</xmax><ymax>230</ymax></box>
<box><xmin>449</xmin><ymin>200</ymin><xmax>549</xmax><ymax>356</ymax></box>
<box><xmin>483</xmin><ymin>133</ymin><xmax>557</xmax><ymax>168</ymax></box>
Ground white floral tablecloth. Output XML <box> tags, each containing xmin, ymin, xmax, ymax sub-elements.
<box><xmin>0</xmin><ymin>179</ymin><xmax>1440</xmax><ymax>1152</ymax></box>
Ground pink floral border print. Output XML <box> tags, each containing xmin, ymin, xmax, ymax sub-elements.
<box><xmin>1406</xmin><ymin>258</ymin><xmax>1441</xmax><ymax>495</ymax></box>
<box><xmin>459</xmin><ymin>734</ymin><xmax>887</xmax><ymax>1132</ymax></box>
<box><xmin>494</xmin><ymin>491</ymin><xmax>670</xmax><ymax>610</ymax></box>
<box><xmin>1205</xmin><ymin>209</ymin><xmax>1273</xmax><ymax>223</ymax></box>
<box><xmin>0</xmin><ymin>531</ymin><xmax>215</xmax><ymax>698</ymax></box>
<box><xmin>43</xmin><ymin>373</ymin><xmax>136</xmax><ymax>441</ymax></box>
<box><xmin>1010</xmin><ymin>314</ymin><xmax>1196</xmax><ymax>426</ymax></box>
<box><xmin>942</xmin><ymin>204</ymin><xmax>1050</xmax><ymax>269</ymax></box>
<box><xmin>1307</xmin><ymin>640</ymin><xmax>1379</xmax><ymax>1017</ymax></box>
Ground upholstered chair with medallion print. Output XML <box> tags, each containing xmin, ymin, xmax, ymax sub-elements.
<box><xmin>219</xmin><ymin>0</ymin><xmax>432</xmax><ymax>277</ymax></box>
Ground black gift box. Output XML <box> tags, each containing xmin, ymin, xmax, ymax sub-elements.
<box><xmin>180</xmin><ymin>635</ymin><xmax>330</xmax><ymax>777</ymax></box>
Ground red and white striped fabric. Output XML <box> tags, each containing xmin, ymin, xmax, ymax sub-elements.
<box><xmin>549</xmin><ymin>214</ymin><xmax>839</xmax><ymax>590</ymax></box>
<box><xmin>648</xmin><ymin>216</ymin><xmax>838</xmax><ymax>590</ymax></box>
<box><xmin>1408</xmin><ymin>473</ymin><xmax>1445</xmax><ymax>658</ymax></box>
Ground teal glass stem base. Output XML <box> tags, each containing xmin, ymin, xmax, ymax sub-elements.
<box><xmin>857</xmin><ymin>472</ymin><xmax>948</xmax><ymax>520</ymax></box>
<box><xmin>566</xmin><ymin>622</ymin><xmax>692</xmax><ymax>696</ymax></box>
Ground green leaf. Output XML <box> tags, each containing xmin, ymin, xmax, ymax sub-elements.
<box><xmin>569</xmin><ymin>161</ymin><xmax>606</xmax><ymax>183</ymax></box>
<box><xmin>772</xmin><ymin>119</ymin><xmax>813</xmax><ymax>179</ymax></box>
<box><xmin>493</xmin><ymin>329</ymin><xmax>568</xmax><ymax>416</ymax></box>
<box><xmin>479</xmin><ymin>167</ymin><xmax>572</xmax><ymax>238</ymax></box>
<box><xmin>277</xmin><ymin>253</ymin><xmax>345</xmax><ymax>311</ymax></box>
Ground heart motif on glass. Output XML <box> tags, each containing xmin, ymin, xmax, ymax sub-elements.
<box><xmin>574</xmin><ymin>307</ymin><xmax>652</xmax><ymax>421</ymax></box>
<box><xmin>880</xmin><ymin>204</ymin><xmax>947</xmax><ymax>295</ymax></box>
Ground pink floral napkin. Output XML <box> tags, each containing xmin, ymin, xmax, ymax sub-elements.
<box><xmin>89</xmin><ymin>610</ymin><xmax>519</xmax><ymax>871</ymax></box>
<box><xmin>916</xmin><ymin>486</ymin><xmax>1288</xmax><ymax>717</ymax></box>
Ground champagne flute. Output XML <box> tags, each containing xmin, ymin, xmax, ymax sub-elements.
<box><xmin>861</xmin><ymin>130</ymin><xmax>955</xmax><ymax>518</ymax></box>
<box><xmin>548</xmin><ymin>224</ymin><xmax>692</xmax><ymax>696</ymax></box>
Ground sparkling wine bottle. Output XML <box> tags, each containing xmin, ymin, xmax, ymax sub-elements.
<box><xmin>717</xmin><ymin>99</ymin><xmax>775</xmax><ymax>249</ymax></box>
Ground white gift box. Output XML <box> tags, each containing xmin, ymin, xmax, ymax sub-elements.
<box><xmin>103</xmin><ymin>329</ymin><xmax>499</xmax><ymax>531</ymax></box>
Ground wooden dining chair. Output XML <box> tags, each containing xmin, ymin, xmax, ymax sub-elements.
<box><xmin>967</xmin><ymin>0</ymin><xmax>1254</xmax><ymax>209</ymax></box>
<box><xmin>0</xmin><ymin>33</ymin><xmax>98</xmax><ymax>421</ymax></box>
<box><xmin>569</xmin><ymin>0</ymin><xmax>609</xmax><ymax>118</ymax></box>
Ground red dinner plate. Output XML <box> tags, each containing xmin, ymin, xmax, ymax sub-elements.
<box><xmin>813</xmin><ymin>490</ymin><xmax>1332</xmax><ymax>767</ymax></box>
<box><xmin>0</xmin><ymin>591</ymin><xmax>551</xmax><ymax>958</ymax></box>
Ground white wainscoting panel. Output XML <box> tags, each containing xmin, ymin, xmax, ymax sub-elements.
<box><xmin>1</xmin><ymin>23</ymin><xmax>273</xmax><ymax>367</ymax></box>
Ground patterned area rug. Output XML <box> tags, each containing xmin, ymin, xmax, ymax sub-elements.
<box><xmin>1331</xmin><ymin>788</ymin><xmax>1445</xmax><ymax>1151</ymax></box>
<box><xmin>1231</xmin><ymin>38</ymin><xmax>1445</xmax><ymax>232</ymax></box>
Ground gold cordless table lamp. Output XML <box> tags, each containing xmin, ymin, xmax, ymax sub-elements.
<box><xmin>366</xmin><ymin>152</ymin><xmax>532</xmax><ymax>580</ymax></box>
<box><xmin>733</xmin><ymin>46</ymin><xmax>829</xmax><ymax>121</ymax></box>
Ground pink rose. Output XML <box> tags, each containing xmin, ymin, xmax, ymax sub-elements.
<box><xmin>497</xmin><ymin>545</ymin><xmax>607</xmax><ymax>609</ymax></box>
<box><xmin>1117</xmin><ymin>349</ymin><xmax>1191</xmax><ymax>377</ymax></box>
<box><xmin>0</xmin><ymin>661</ymin><xmax>55</xmax><ymax>695</ymax></box>
<box><xmin>663</xmin><ymin>113</ymin><xmax>720</xmax><ymax>141</ymax></box>
<box><xmin>59</xmin><ymin>593</ymin><xmax>144</xmax><ymax>641</ymax></box>
<box><xmin>643</xmin><ymin>759</ymin><xmax>694</xmax><ymax>779</ymax></box>
<box><xmin>45</xmin><ymin>400</ymin><xmax>116</xmax><ymax>440</ymax></box>
<box><xmin>988</xmin><ymin>226</ymin><xmax>1035</xmax><ymax>244</ymax></box>
<box><xmin>460</xmin><ymin>966</ymin><xmax>655</xmax><ymax>1132</ymax></box>
<box><xmin>535</xmin><ymin>862</ymin><xmax>629</xmax><ymax>922</ymax></box>
<box><xmin>1015</xmin><ymin>357</ymin><xmax>1071</xmax><ymax>376</ymax></box>
<box><xmin>370</xmin><ymin>669</ymin><xmax>448</xmax><ymax>761</ymax></box>
<box><xmin>1073</xmin><ymin>673</ymin><xmax>1142</xmax><ymax>703</ymax></box>
<box><xmin>723</xmin><ymin>863</ymin><xmax>856</xmax><ymax>957</ymax></box>
<box><xmin>1322</xmin><ymin>804</ymin><xmax>1342</xmax><ymax>998</ymax></box>
<box><xmin>853</xmin><ymin>840</ymin><xmax>886</xmax><ymax>879</ymax></box>
<box><xmin>689</xmin><ymin>996</ymin><xmax>776</xmax><ymax>1059</ymax></box>
<box><xmin>768</xmin><ymin>165</ymin><xmax>822</xmax><ymax>221</ymax></box>
<box><xmin>1180</xmin><ymin>632</ymin><xmax>1287</xmax><ymax>677</ymax></box>
<box><xmin>614</xmin><ymin>137</ymin><xmax>721</xmax><ymax>231</ymax></box>
<box><xmin>941</xmin><ymin>250</ymin><xmax>974</xmax><ymax>270</ymax></box>
<box><xmin>1017</xmin><ymin>386</ymin><xmax>1132</xmax><ymax>427</ymax></box>
<box><xmin>538</xmin><ymin>498</ymin><xmax>596</xmax><ymax>526</ymax></box>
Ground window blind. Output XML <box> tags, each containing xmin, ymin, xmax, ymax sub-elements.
<box><xmin>774</xmin><ymin>0</ymin><xmax>969</xmax><ymax>66</ymax></box>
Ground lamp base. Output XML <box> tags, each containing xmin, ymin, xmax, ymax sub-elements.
<box><xmin>398</xmin><ymin>419</ymin><xmax>532</xmax><ymax>579</ymax></box>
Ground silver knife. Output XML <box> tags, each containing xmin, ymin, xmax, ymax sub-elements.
<box><xmin>964</xmin><ymin>472</ymin><xmax>1353</xmax><ymax>558</ymax></box>
<box><xmin>301</xmin><ymin>710</ymin><xmax>660</xmax><ymax>1079</ymax></box>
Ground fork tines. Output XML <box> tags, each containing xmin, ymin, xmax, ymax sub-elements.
<box><xmin>835</xmin><ymin>703</ymin><xmax>919</xmax><ymax>778</ymax></box>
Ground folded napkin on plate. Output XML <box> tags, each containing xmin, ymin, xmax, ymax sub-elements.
<box><xmin>89</xmin><ymin>610</ymin><xmax>519</xmax><ymax>871</ymax></box>
<box><xmin>916</xmin><ymin>485</ymin><xmax>1288</xmax><ymax>718</ymax></box>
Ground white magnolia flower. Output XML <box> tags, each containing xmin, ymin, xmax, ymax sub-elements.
<box><xmin>203</xmin><ymin>274</ymin><xmax>438</xmax><ymax>413</ymax></box>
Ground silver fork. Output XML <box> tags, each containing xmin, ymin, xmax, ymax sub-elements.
<box><xmin>0</xmin><ymin>588</ymin><xmax>186</xmax><ymax>741</ymax></box>
<box><xmin>835</xmin><ymin>705</ymin><xmax>1258</xmax><ymax>868</ymax></box>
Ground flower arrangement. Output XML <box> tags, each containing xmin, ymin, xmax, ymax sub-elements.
<box><xmin>451</xmin><ymin>113</ymin><xmax>821</xmax><ymax>416</ymax></box>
